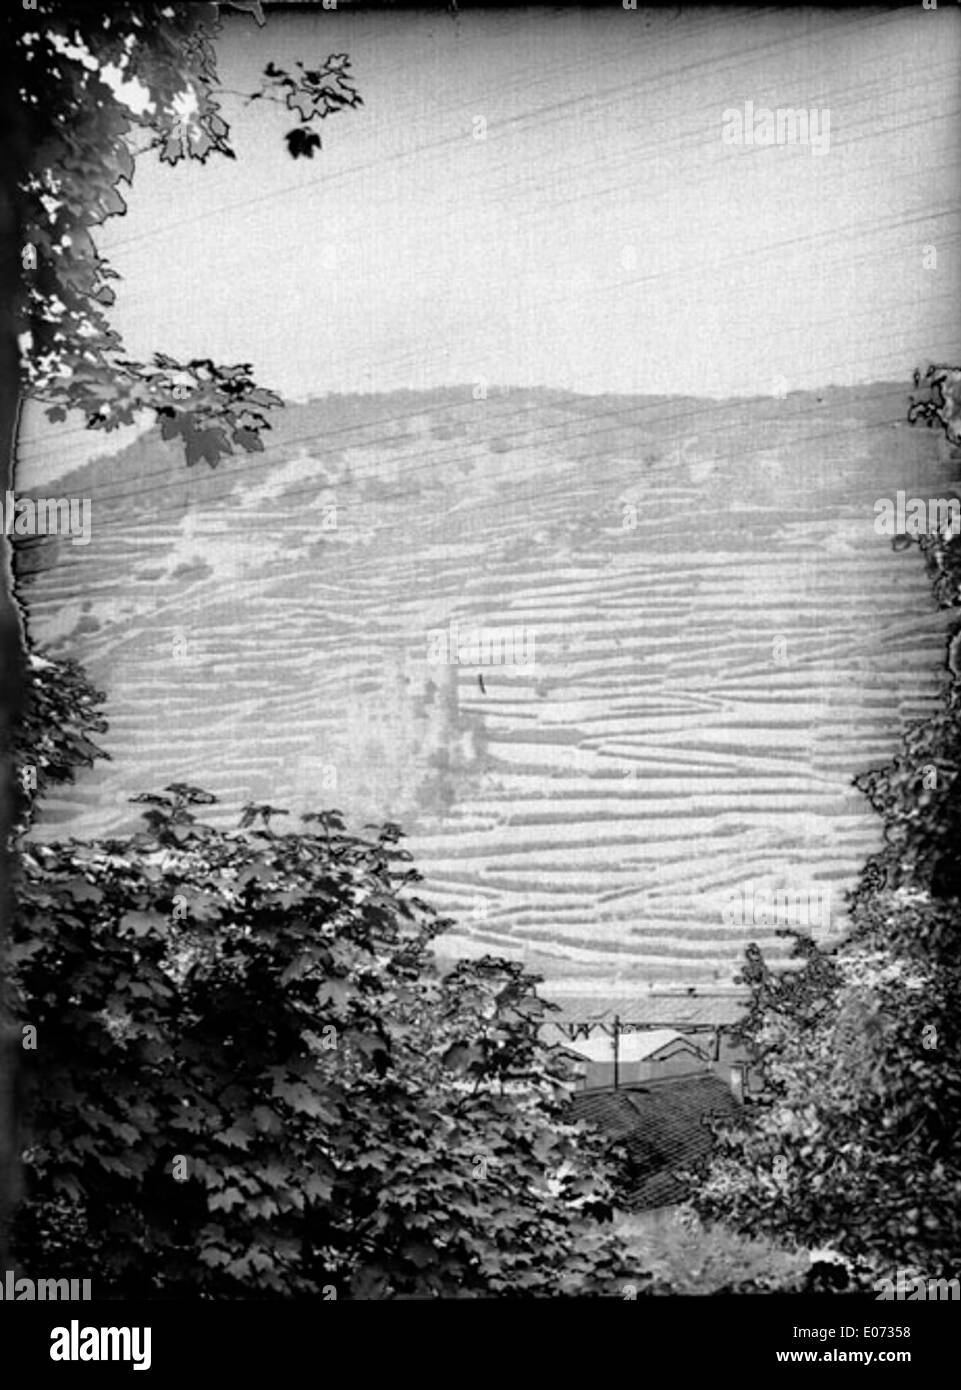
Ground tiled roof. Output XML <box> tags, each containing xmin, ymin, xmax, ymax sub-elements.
<box><xmin>570</xmin><ymin>1072</ymin><xmax>740</xmax><ymax>1210</ymax></box>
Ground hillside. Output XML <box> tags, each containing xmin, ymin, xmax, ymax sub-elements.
<box><xmin>17</xmin><ymin>381</ymin><xmax>956</xmax><ymax>994</ymax></box>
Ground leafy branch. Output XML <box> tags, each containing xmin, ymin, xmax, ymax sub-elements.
<box><xmin>247</xmin><ymin>55</ymin><xmax>363</xmax><ymax>159</ymax></box>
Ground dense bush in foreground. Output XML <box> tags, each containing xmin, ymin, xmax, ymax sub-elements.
<box><xmin>694</xmin><ymin>367</ymin><xmax>961</xmax><ymax>1283</ymax></box>
<box><xmin>12</xmin><ymin>784</ymin><xmax>625</xmax><ymax>1297</ymax></box>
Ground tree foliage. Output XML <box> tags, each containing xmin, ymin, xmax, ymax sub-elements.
<box><xmin>2</xmin><ymin>0</ymin><xmax>364</xmax><ymax>1272</ymax></box>
<box><xmin>693</xmin><ymin>367</ymin><xmax>961</xmax><ymax>1285</ymax></box>
<box><xmin>251</xmin><ymin>55</ymin><xmax>363</xmax><ymax>159</ymax></box>
<box><xmin>10</xmin><ymin>651</ymin><xmax>109</xmax><ymax>843</ymax></box>
<box><xmin>10</xmin><ymin>1</ymin><xmax>360</xmax><ymax>466</ymax></box>
<box><xmin>12</xmin><ymin>785</ymin><xmax>626</xmax><ymax>1297</ymax></box>
<box><xmin>3</xmin><ymin>3</ymin><xmax>631</xmax><ymax>1301</ymax></box>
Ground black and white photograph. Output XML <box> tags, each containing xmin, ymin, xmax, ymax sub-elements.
<box><xmin>1</xmin><ymin>0</ymin><xmax>960</xmax><ymax>1361</ymax></box>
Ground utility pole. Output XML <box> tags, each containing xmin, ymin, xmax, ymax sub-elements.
<box><xmin>613</xmin><ymin>1013</ymin><xmax>620</xmax><ymax>1090</ymax></box>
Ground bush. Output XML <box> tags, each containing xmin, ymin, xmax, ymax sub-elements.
<box><xmin>693</xmin><ymin>368</ymin><xmax>961</xmax><ymax>1281</ymax></box>
<box><xmin>12</xmin><ymin>785</ymin><xmax>626</xmax><ymax>1297</ymax></box>
<box><xmin>11</xmin><ymin>651</ymin><xmax>109</xmax><ymax>842</ymax></box>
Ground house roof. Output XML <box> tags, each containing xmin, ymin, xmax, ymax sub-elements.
<box><xmin>570</xmin><ymin>1072</ymin><xmax>740</xmax><ymax>1210</ymax></box>
<box><xmin>560</xmin><ymin>1028</ymin><xmax>706</xmax><ymax>1064</ymax></box>
<box><xmin>544</xmin><ymin>991</ymin><xmax>747</xmax><ymax>1030</ymax></box>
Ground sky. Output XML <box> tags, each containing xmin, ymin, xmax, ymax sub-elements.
<box><xmin>19</xmin><ymin>2</ymin><xmax>961</xmax><ymax>487</ymax></box>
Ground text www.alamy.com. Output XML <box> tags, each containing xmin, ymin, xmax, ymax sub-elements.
<box><xmin>775</xmin><ymin>1350</ymin><xmax>911</xmax><ymax>1364</ymax></box>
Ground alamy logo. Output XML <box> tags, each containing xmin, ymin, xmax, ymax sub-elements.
<box><xmin>874</xmin><ymin>491</ymin><xmax>960</xmax><ymax>538</ymax></box>
<box><xmin>720</xmin><ymin>882</ymin><xmax>831</xmax><ymax>931</ymax></box>
<box><xmin>50</xmin><ymin>1320</ymin><xmax>151</xmax><ymax>1370</ymax></box>
<box><xmin>0</xmin><ymin>1269</ymin><xmax>92</xmax><ymax>1300</ymax></box>
<box><xmin>874</xmin><ymin>1270</ymin><xmax>959</xmax><ymax>1301</ymax></box>
<box><xmin>721</xmin><ymin>101</ymin><xmax>831</xmax><ymax>156</ymax></box>
<box><xmin>427</xmin><ymin>620</ymin><xmax>536</xmax><ymax>672</ymax></box>
<box><xmin>1</xmin><ymin>491</ymin><xmax>91</xmax><ymax>546</ymax></box>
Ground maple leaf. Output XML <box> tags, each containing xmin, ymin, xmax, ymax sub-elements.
<box><xmin>285</xmin><ymin>127</ymin><xmax>322</xmax><ymax>160</ymax></box>
<box><xmin>160</xmin><ymin>412</ymin><xmax>231</xmax><ymax>467</ymax></box>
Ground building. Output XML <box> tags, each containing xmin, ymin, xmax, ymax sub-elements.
<box><xmin>542</xmin><ymin>988</ymin><xmax>763</xmax><ymax>1096</ymax></box>
<box><xmin>559</xmin><ymin>1028</ymin><xmax>710</xmax><ymax>1090</ymax></box>
<box><xmin>550</xmin><ymin>991</ymin><xmax>756</xmax><ymax>1210</ymax></box>
<box><xmin>570</xmin><ymin>1071</ymin><xmax>742</xmax><ymax>1210</ymax></box>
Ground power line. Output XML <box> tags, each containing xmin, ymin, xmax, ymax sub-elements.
<box><xmin>100</xmin><ymin>5</ymin><xmax>905</xmax><ymax>254</ymax></box>
<box><xmin>17</xmin><ymin>191</ymin><xmax>959</xmax><ymax>479</ymax></box>
<box><xmin>14</xmin><ymin>7</ymin><xmax>957</xmax><ymax>486</ymax></box>
<box><xmin>15</xmin><ymin>16</ymin><xmax>956</xmax><ymax>464</ymax></box>
<box><xmin>39</xmin><ymin>370</ymin><xmax>926</xmax><ymax>516</ymax></box>
<box><xmin>23</xmin><ymin>377</ymin><xmax>943</xmax><ymax>588</ymax></box>
<box><xmin>18</xmin><ymin>92</ymin><xmax>959</xmax><ymax>468</ymax></box>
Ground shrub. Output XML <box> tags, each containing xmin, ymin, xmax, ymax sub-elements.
<box><xmin>13</xmin><ymin>786</ymin><xmax>625</xmax><ymax>1297</ymax></box>
<box><xmin>693</xmin><ymin>369</ymin><xmax>961</xmax><ymax>1281</ymax></box>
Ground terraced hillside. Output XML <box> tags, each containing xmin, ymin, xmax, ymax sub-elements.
<box><xmin>18</xmin><ymin>383</ymin><xmax>955</xmax><ymax>994</ymax></box>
